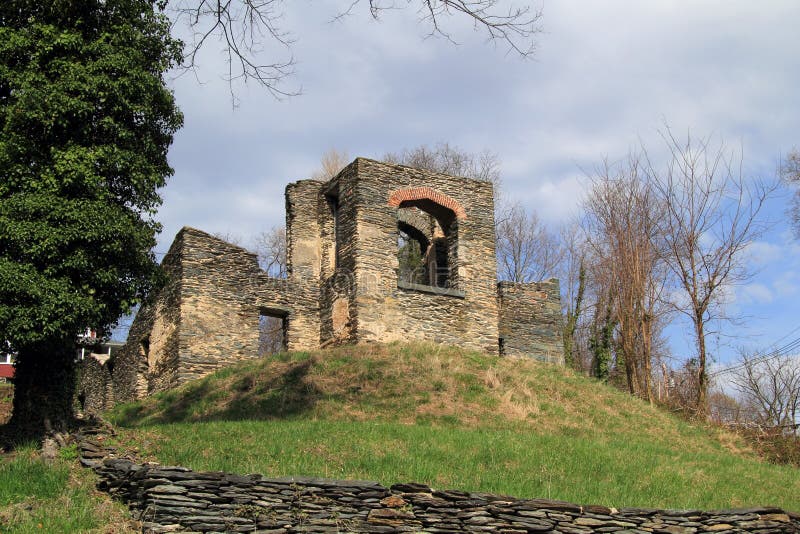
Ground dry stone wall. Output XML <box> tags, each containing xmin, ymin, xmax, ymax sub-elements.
<box><xmin>77</xmin><ymin>430</ymin><xmax>800</xmax><ymax>534</ymax></box>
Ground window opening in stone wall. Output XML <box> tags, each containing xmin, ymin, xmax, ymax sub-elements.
<box><xmin>396</xmin><ymin>202</ymin><xmax>457</xmax><ymax>291</ymax></box>
<box><xmin>140</xmin><ymin>336</ymin><xmax>150</xmax><ymax>369</ymax></box>
<box><xmin>259</xmin><ymin>309</ymin><xmax>287</xmax><ymax>356</ymax></box>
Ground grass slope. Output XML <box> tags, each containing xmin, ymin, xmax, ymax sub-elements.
<box><xmin>112</xmin><ymin>342</ymin><xmax>799</xmax><ymax>511</ymax></box>
<box><xmin>0</xmin><ymin>443</ymin><xmax>135</xmax><ymax>533</ymax></box>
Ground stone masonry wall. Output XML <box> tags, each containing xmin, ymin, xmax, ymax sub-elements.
<box><xmin>112</xmin><ymin>227</ymin><xmax>321</xmax><ymax>402</ymax></box>
<box><xmin>76</xmin><ymin>430</ymin><xmax>800</xmax><ymax>534</ymax></box>
<box><xmin>498</xmin><ymin>280</ymin><xmax>564</xmax><ymax>364</ymax></box>
<box><xmin>348</xmin><ymin>158</ymin><xmax>500</xmax><ymax>355</ymax></box>
<box><xmin>176</xmin><ymin>228</ymin><xmax>320</xmax><ymax>383</ymax></box>
<box><xmin>111</xmin><ymin>230</ymin><xmax>185</xmax><ymax>402</ymax></box>
<box><xmin>77</xmin><ymin>354</ymin><xmax>114</xmax><ymax>415</ymax></box>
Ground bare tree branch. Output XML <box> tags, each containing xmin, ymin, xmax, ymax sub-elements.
<box><xmin>731</xmin><ymin>350</ymin><xmax>800</xmax><ymax>434</ymax></box>
<box><xmin>782</xmin><ymin>148</ymin><xmax>800</xmax><ymax>239</ymax></box>
<box><xmin>496</xmin><ymin>202</ymin><xmax>562</xmax><ymax>282</ymax></box>
<box><xmin>253</xmin><ymin>225</ymin><xmax>287</xmax><ymax>276</ymax></box>
<box><xmin>170</xmin><ymin>1</ymin><xmax>542</xmax><ymax>99</ymax></box>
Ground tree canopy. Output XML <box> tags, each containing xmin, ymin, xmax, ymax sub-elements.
<box><xmin>0</xmin><ymin>0</ymin><xmax>183</xmax><ymax>433</ymax></box>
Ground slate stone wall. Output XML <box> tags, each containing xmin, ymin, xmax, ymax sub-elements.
<box><xmin>77</xmin><ymin>355</ymin><xmax>114</xmax><ymax>415</ymax></box>
<box><xmin>77</xmin><ymin>431</ymin><xmax>800</xmax><ymax>534</ymax></box>
<box><xmin>498</xmin><ymin>280</ymin><xmax>564</xmax><ymax>364</ymax></box>
<box><xmin>110</xmin><ymin>227</ymin><xmax>320</xmax><ymax>402</ymax></box>
<box><xmin>111</xmin><ymin>231</ymin><xmax>185</xmax><ymax>402</ymax></box>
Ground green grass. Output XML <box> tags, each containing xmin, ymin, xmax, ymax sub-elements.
<box><xmin>110</xmin><ymin>342</ymin><xmax>800</xmax><ymax>512</ymax></box>
<box><xmin>0</xmin><ymin>444</ymin><xmax>133</xmax><ymax>533</ymax></box>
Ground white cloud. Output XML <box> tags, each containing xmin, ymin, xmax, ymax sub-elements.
<box><xmin>737</xmin><ymin>283</ymin><xmax>775</xmax><ymax>305</ymax></box>
<box><xmin>744</xmin><ymin>240</ymin><xmax>784</xmax><ymax>266</ymax></box>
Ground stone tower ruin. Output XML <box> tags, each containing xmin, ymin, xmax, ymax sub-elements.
<box><xmin>86</xmin><ymin>158</ymin><xmax>562</xmax><ymax>409</ymax></box>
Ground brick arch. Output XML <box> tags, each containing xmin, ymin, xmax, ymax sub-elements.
<box><xmin>387</xmin><ymin>187</ymin><xmax>467</xmax><ymax>220</ymax></box>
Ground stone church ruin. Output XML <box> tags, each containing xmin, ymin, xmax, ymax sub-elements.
<box><xmin>80</xmin><ymin>158</ymin><xmax>562</xmax><ymax>412</ymax></box>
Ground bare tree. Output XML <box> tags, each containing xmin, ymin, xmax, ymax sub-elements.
<box><xmin>731</xmin><ymin>351</ymin><xmax>800</xmax><ymax>434</ymax></box>
<box><xmin>252</xmin><ymin>225</ymin><xmax>287</xmax><ymax>355</ymax></box>
<box><xmin>496</xmin><ymin>202</ymin><xmax>562</xmax><ymax>282</ymax></box>
<box><xmin>558</xmin><ymin>222</ymin><xmax>586</xmax><ymax>368</ymax></box>
<box><xmin>583</xmin><ymin>154</ymin><xmax>669</xmax><ymax>401</ymax></box>
<box><xmin>253</xmin><ymin>225</ymin><xmax>287</xmax><ymax>277</ymax></box>
<box><xmin>782</xmin><ymin>148</ymin><xmax>800</xmax><ymax>239</ymax></box>
<box><xmin>384</xmin><ymin>142</ymin><xmax>500</xmax><ymax>186</ymax></box>
<box><xmin>311</xmin><ymin>148</ymin><xmax>350</xmax><ymax>181</ymax></box>
<box><xmin>708</xmin><ymin>388</ymin><xmax>749</xmax><ymax>426</ymax></box>
<box><xmin>171</xmin><ymin>1</ymin><xmax>542</xmax><ymax>97</ymax></box>
<box><xmin>212</xmin><ymin>231</ymin><xmax>244</xmax><ymax>245</ymax></box>
<box><xmin>649</xmin><ymin>130</ymin><xmax>775</xmax><ymax>413</ymax></box>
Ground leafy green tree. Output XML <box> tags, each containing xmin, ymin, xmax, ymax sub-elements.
<box><xmin>0</xmin><ymin>0</ymin><xmax>183</xmax><ymax>435</ymax></box>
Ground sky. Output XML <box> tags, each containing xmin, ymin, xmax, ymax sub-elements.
<box><xmin>140</xmin><ymin>1</ymin><xmax>800</xmax><ymax>371</ymax></box>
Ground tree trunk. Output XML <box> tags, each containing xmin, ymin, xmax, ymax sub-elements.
<box><xmin>8</xmin><ymin>338</ymin><xmax>77</xmax><ymax>439</ymax></box>
<box><xmin>694</xmin><ymin>317</ymin><xmax>709</xmax><ymax>416</ymax></box>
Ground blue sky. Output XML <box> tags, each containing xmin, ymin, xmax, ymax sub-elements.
<box><xmin>142</xmin><ymin>1</ymin><xmax>800</xmax><ymax>370</ymax></box>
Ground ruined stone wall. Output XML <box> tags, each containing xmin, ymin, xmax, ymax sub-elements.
<box><xmin>176</xmin><ymin>228</ymin><xmax>320</xmax><ymax>382</ymax></box>
<box><xmin>77</xmin><ymin>355</ymin><xmax>114</xmax><ymax>415</ymax></box>
<box><xmin>283</xmin><ymin>181</ymin><xmax>326</xmax><ymax>350</ymax></box>
<box><xmin>498</xmin><ymin>279</ymin><xmax>564</xmax><ymax>363</ymax></box>
<box><xmin>318</xmin><ymin>166</ymin><xmax>361</xmax><ymax>346</ymax></box>
<box><xmin>111</xmin><ymin>231</ymin><xmax>185</xmax><ymax>402</ymax></box>
<box><xmin>346</xmin><ymin>158</ymin><xmax>501</xmax><ymax>355</ymax></box>
<box><xmin>111</xmin><ymin>227</ymin><xmax>320</xmax><ymax>401</ymax></box>
<box><xmin>105</xmin><ymin>157</ymin><xmax>566</xmax><ymax>407</ymax></box>
<box><xmin>177</xmin><ymin>228</ymin><xmax>265</xmax><ymax>383</ymax></box>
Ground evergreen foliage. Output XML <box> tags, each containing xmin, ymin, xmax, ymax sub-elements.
<box><xmin>0</xmin><ymin>0</ymin><xmax>182</xmax><ymax>433</ymax></box>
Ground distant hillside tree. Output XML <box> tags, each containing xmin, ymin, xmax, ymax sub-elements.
<box><xmin>650</xmin><ymin>131</ymin><xmax>774</xmax><ymax>414</ymax></box>
<box><xmin>583</xmin><ymin>155</ymin><xmax>669</xmax><ymax>401</ymax></box>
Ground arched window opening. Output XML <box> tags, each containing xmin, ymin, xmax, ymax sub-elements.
<box><xmin>396</xmin><ymin>202</ymin><xmax>458</xmax><ymax>290</ymax></box>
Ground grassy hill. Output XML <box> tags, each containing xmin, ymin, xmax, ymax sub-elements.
<box><xmin>111</xmin><ymin>342</ymin><xmax>800</xmax><ymax>511</ymax></box>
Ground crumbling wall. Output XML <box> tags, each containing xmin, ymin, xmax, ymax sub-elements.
<box><xmin>77</xmin><ymin>354</ymin><xmax>114</xmax><ymax>415</ymax></box>
<box><xmin>103</xmin><ymin>157</ymin><xmax>567</xmax><ymax>408</ymax></box>
<box><xmin>110</xmin><ymin>231</ymin><xmax>184</xmax><ymax>402</ymax></box>
<box><xmin>111</xmin><ymin>227</ymin><xmax>320</xmax><ymax>401</ymax></box>
<box><xmin>498</xmin><ymin>279</ymin><xmax>564</xmax><ymax>363</ymax></box>
<box><xmin>177</xmin><ymin>228</ymin><xmax>264</xmax><ymax>383</ymax></box>
<box><xmin>315</xmin><ymin>166</ymin><xmax>361</xmax><ymax>347</ymax></box>
<box><xmin>177</xmin><ymin>228</ymin><xmax>320</xmax><ymax>382</ymax></box>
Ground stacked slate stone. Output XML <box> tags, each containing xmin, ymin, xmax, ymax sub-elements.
<box><xmin>77</xmin><ymin>431</ymin><xmax>799</xmax><ymax>534</ymax></box>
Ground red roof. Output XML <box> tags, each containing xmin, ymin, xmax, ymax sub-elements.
<box><xmin>0</xmin><ymin>364</ymin><xmax>14</xmax><ymax>379</ymax></box>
